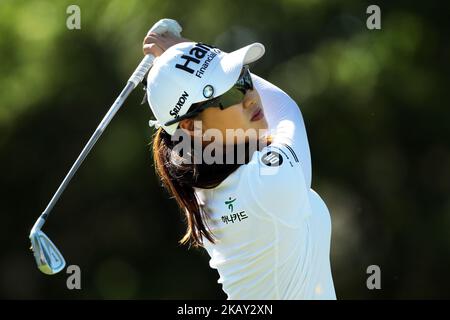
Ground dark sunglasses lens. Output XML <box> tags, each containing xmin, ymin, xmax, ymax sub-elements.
<box><xmin>219</xmin><ymin>87</ymin><xmax>246</xmax><ymax>108</ymax></box>
<box><xmin>186</xmin><ymin>67</ymin><xmax>252</xmax><ymax>115</ymax></box>
<box><xmin>235</xmin><ymin>67</ymin><xmax>253</xmax><ymax>92</ymax></box>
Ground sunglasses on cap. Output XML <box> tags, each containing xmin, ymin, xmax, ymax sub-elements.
<box><xmin>164</xmin><ymin>65</ymin><xmax>254</xmax><ymax>127</ymax></box>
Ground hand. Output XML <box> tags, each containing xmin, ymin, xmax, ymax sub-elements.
<box><xmin>143</xmin><ymin>31</ymin><xmax>190</xmax><ymax>57</ymax></box>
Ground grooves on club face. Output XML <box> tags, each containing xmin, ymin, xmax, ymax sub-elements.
<box><xmin>30</xmin><ymin>231</ymin><xmax>66</xmax><ymax>275</ymax></box>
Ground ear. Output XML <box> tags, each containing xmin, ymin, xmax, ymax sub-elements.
<box><xmin>179</xmin><ymin>118</ymin><xmax>195</xmax><ymax>133</ymax></box>
<box><xmin>179</xmin><ymin>118</ymin><xmax>205</xmax><ymax>140</ymax></box>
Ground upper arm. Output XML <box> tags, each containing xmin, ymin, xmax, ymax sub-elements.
<box><xmin>242</xmin><ymin>144</ymin><xmax>312</xmax><ymax>226</ymax></box>
<box><xmin>252</xmin><ymin>74</ymin><xmax>312</xmax><ymax>188</ymax></box>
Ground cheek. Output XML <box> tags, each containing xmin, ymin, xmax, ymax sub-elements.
<box><xmin>221</xmin><ymin>107</ymin><xmax>250</xmax><ymax>130</ymax></box>
<box><xmin>201</xmin><ymin>105</ymin><xmax>245</xmax><ymax>130</ymax></box>
<box><xmin>197</xmin><ymin>109</ymin><xmax>217</xmax><ymax>130</ymax></box>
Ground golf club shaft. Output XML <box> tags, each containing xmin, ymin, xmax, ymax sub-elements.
<box><xmin>34</xmin><ymin>51</ymin><xmax>157</xmax><ymax>234</ymax></box>
<box><xmin>38</xmin><ymin>81</ymin><xmax>134</xmax><ymax>223</ymax></box>
<box><xmin>34</xmin><ymin>63</ymin><xmax>151</xmax><ymax>234</ymax></box>
<box><xmin>31</xmin><ymin>18</ymin><xmax>182</xmax><ymax>235</ymax></box>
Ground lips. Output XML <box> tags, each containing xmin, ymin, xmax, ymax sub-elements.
<box><xmin>251</xmin><ymin>107</ymin><xmax>264</xmax><ymax>121</ymax></box>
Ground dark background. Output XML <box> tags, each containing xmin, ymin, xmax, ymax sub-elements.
<box><xmin>0</xmin><ymin>0</ymin><xmax>449</xmax><ymax>299</ymax></box>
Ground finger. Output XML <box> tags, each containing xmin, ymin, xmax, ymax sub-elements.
<box><xmin>146</xmin><ymin>31</ymin><xmax>162</xmax><ymax>37</ymax></box>
<box><xmin>143</xmin><ymin>43</ymin><xmax>164</xmax><ymax>56</ymax></box>
<box><xmin>143</xmin><ymin>34</ymin><xmax>160</xmax><ymax>45</ymax></box>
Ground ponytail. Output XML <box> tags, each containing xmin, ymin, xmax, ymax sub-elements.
<box><xmin>152</xmin><ymin>128</ymin><xmax>214</xmax><ymax>247</ymax></box>
<box><xmin>151</xmin><ymin>127</ymin><xmax>272</xmax><ymax>247</ymax></box>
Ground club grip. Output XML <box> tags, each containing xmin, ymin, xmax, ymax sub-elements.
<box><xmin>128</xmin><ymin>18</ymin><xmax>183</xmax><ymax>87</ymax></box>
<box><xmin>128</xmin><ymin>54</ymin><xmax>155</xmax><ymax>86</ymax></box>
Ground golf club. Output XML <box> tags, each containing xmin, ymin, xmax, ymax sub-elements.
<box><xmin>29</xmin><ymin>18</ymin><xmax>182</xmax><ymax>275</ymax></box>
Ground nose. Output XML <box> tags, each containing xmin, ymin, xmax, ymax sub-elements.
<box><xmin>243</xmin><ymin>90</ymin><xmax>257</xmax><ymax>109</ymax></box>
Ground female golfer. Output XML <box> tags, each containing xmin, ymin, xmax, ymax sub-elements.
<box><xmin>143</xmin><ymin>31</ymin><xmax>336</xmax><ymax>300</ymax></box>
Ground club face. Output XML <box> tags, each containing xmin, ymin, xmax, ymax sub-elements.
<box><xmin>30</xmin><ymin>230</ymin><xmax>66</xmax><ymax>275</ymax></box>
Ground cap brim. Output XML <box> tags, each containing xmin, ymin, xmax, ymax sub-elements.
<box><xmin>197</xmin><ymin>42</ymin><xmax>266</xmax><ymax>101</ymax></box>
<box><xmin>235</xmin><ymin>42</ymin><xmax>266</xmax><ymax>65</ymax></box>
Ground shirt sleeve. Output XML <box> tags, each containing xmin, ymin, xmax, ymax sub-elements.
<box><xmin>251</xmin><ymin>73</ymin><xmax>312</xmax><ymax>188</ymax></box>
<box><xmin>241</xmin><ymin>143</ymin><xmax>312</xmax><ymax>226</ymax></box>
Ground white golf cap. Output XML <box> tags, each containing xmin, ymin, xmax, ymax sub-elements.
<box><xmin>146</xmin><ymin>41</ymin><xmax>265</xmax><ymax>135</ymax></box>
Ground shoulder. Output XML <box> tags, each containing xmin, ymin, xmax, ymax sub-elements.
<box><xmin>244</xmin><ymin>142</ymin><xmax>304</xmax><ymax>188</ymax></box>
<box><xmin>239</xmin><ymin>142</ymin><xmax>310</xmax><ymax>218</ymax></box>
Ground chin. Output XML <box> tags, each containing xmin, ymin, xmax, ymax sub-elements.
<box><xmin>251</xmin><ymin>117</ymin><xmax>268</xmax><ymax>131</ymax></box>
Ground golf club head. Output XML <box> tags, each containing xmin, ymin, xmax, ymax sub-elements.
<box><xmin>30</xmin><ymin>230</ymin><xmax>66</xmax><ymax>275</ymax></box>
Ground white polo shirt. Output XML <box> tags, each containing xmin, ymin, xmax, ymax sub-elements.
<box><xmin>194</xmin><ymin>74</ymin><xmax>336</xmax><ymax>300</ymax></box>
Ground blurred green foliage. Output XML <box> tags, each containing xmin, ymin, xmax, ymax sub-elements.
<box><xmin>0</xmin><ymin>0</ymin><xmax>449</xmax><ymax>299</ymax></box>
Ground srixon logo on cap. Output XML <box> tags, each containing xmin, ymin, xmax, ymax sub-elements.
<box><xmin>175</xmin><ymin>43</ymin><xmax>220</xmax><ymax>79</ymax></box>
<box><xmin>170</xmin><ymin>91</ymin><xmax>189</xmax><ymax>118</ymax></box>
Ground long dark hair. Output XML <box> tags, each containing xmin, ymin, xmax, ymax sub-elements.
<box><xmin>151</xmin><ymin>125</ymin><xmax>270</xmax><ymax>247</ymax></box>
